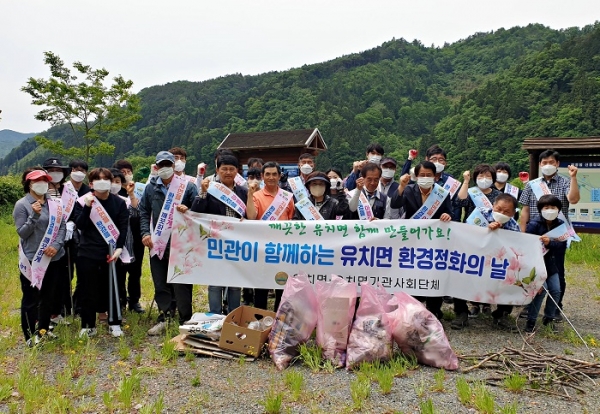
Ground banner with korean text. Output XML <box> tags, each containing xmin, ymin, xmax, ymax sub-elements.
<box><xmin>167</xmin><ymin>212</ymin><xmax>548</xmax><ymax>306</ymax></box>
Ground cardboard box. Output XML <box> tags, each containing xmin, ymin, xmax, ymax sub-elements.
<box><xmin>219</xmin><ymin>306</ymin><xmax>276</xmax><ymax>357</ymax></box>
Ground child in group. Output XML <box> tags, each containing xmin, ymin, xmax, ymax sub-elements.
<box><xmin>524</xmin><ymin>194</ymin><xmax>567</xmax><ymax>333</ymax></box>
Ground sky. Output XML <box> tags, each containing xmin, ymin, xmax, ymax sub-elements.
<box><xmin>1</xmin><ymin>0</ymin><xmax>598</xmax><ymax>133</ymax></box>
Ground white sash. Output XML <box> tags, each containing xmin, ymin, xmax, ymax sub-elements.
<box><xmin>133</xmin><ymin>182</ymin><xmax>146</xmax><ymax>200</ymax></box>
<box><xmin>468</xmin><ymin>187</ymin><xmax>493</xmax><ymax>210</ymax></box>
<box><xmin>30</xmin><ymin>199</ymin><xmax>63</xmax><ymax>289</ymax></box>
<box><xmin>61</xmin><ymin>181</ymin><xmax>78</xmax><ymax>222</ymax></box>
<box><xmin>18</xmin><ymin>242</ymin><xmax>32</xmax><ymax>281</ymax></box>
<box><xmin>288</xmin><ymin>176</ymin><xmax>310</xmax><ymax>201</ymax></box>
<box><xmin>234</xmin><ymin>173</ymin><xmax>247</xmax><ymax>187</ymax></box>
<box><xmin>357</xmin><ymin>191</ymin><xmax>375</xmax><ymax>221</ymax></box>
<box><xmin>541</xmin><ymin>223</ymin><xmax>571</xmax><ymax>254</ymax></box>
<box><xmin>151</xmin><ymin>174</ymin><xmax>188</xmax><ymax>259</ymax></box>
<box><xmin>411</xmin><ymin>184</ymin><xmax>449</xmax><ymax>219</ymax></box>
<box><xmin>260</xmin><ymin>189</ymin><xmax>293</xmax><ymax>221</ymax></box>
<box><xmin>442</xmin><ymin>176</ymin><xmax>461</xmax><ymax>198</ymax></box>
<box><xmin>296</xmin><ymin>197</ymin><xmax>324</xmax><ymax>220</ymax></box>
<box><xmin>207</xmin><ymin>182</ymin><xmax>246</xmax><ymax>217</ymax></box>
<box><xmin>529</xmin><ymin>178</ymin><xmax>580</xmax><ymax>242</ymax></box>
<box><xmin>504</xmin><ymin>183</ymin><xmax>519</xmax><ymax>199</ymax></box>
<box><xmin>466</xmin><ymin>207</ymin><xmax>489</xmax><ymax>228</ymax></box>
<box><xmin>87</xmin><ymin>196</ymin><xmax>133</xmax><ymax>263</ymax></box>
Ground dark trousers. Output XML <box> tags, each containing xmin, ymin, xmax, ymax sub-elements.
<box><xmin>116</xmin><ymin>235</ymin><xmax>145</xmax><ymax>306</ymax></box>
<box><xmin>52</xmin><ymin>252</ymin><xmax>72</xmax><ymax>316</ymax></box>
<box><xmin>557</xmin><ymin>272</ymin><xmax>566</xmax><ymax>310</ymax></box>
<box><xmin>491</xmin><ymin>305</ymin><xmax>514</xmax><ymax>319</ymax></box>
<box><xmin>76</xmin><ymin>257</ymin><xmax>122</xmax><ymax>328</ymax></box>
<box><xmin>149</xmin><ymin>253</ymin><xmax>193</xmax><ymax>324</ymax></box>
<box><xmin>20</xmin><ymin>262</ymin><xmax>60</xmax><ymax>341</ymax></box>
<box><xmin>454</xmin><ymin>298</ymin><xmax>469</xmax><ymax>315</ymax></box>
<box><xmin>415</xmin><ymin>296</ymin><xmax>444</xmax><ymax>319</ymax></box>
<box><xmin>254</xmin><ymin>289</ymin><xmax>283</xmax><ymax>312</ymax></box>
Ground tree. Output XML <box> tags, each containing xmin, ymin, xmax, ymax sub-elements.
<box><xmin>22</xmin><ymin>52</ymin><xmax>141</xmax><ymax>163</ymax></box>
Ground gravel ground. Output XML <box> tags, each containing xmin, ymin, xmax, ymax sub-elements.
<box><xmin>1</xmin><ymin>264</ymin><xmax>599</xmax><ymax>413</ymax></box>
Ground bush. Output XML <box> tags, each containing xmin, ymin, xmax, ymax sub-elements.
<box><xmin>0</xmin><ymin>175</ymin><xmax>23</xmax><ymax>207</ymax></box>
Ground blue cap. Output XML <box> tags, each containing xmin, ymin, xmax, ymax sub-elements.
<box><xmin>155</xmin><ymin>151</ymin><xmax>175</xmax><ymax>164</ymax></box>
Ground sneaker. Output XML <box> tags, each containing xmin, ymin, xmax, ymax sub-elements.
<box><xmin>109</xmin><ymin>325</ymin><xmax>124</xmax><ymax>337</ymax></box>
<box><xmin>129</xmin><ymin>302</ymin><xmax>145</xmax><ymax>313</ymax></box>
<box><xmin>468</xmin><ymin>306</ymin><xmax>480</xmax><ymax>318</ymax></box>
<box><xmin>443</xmin><ymin>296</ymin><xmax>454</xmax><ymax>304</ymax></box>
<box><xmin>79</xmin><ymin>328</ymin><xmax>97</xmax><ymax>338</ymax></box>
<box><xmin>148</xmin><ymin>321</ymin><xmax>167</xmax><ymax>336</ymax></box>
<box><xmin>451</xmin><ymin>312</ymin><xmax>469</xmax><ymax>330</ymax></box>
<box><xmin>482</xmin><ymin>305</ymin><xmax>492</xmax><ymax>315</ymax></box>
<box><xmin>50</xmin><ymin>315</ymin><xmax>71</xmax><ymax>326</ymax></box>
<box><xmin>554</xmin><ymin>313</ymin><xmax>564</xmax><ymax>323</ymax></box>
<box><xmin>518</xmin><ymin>308</ymin><xmax>529</xmax><ymax>319</ymax></box>
<box><xmin>493</xmin><ymin>316</ymin><xmax>518</xmax><ymax>333</ymax></box>
<box><xmin>26</xmin><ymin>336</ymin><xmax>41</xmax><ymax>348</ymax></box>
<box><xmin>524</xmin><ymin>320</ymin><xmax>536</xmax><ymax>333</ymax></box>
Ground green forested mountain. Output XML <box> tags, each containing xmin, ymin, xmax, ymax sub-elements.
<box><xmin>2</xmin><ymin>23</ymin><xmax>599</xmax><ymax>177</ymax></box>
<box><xmin>0</xmin><ymin>130</ymin><xmax>37</xmax><ymax>160</ymax></box>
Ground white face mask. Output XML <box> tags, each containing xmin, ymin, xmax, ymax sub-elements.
<box><xmin>541</xmin><ymin>208</ymin><xmax>559</xmax><ymax>221</ymax></box>
<box><xmin>124</xmin><ymin>174</ymin><xmax>134</xmax><ymax>184</ymax></box>
<box><xmin>300</xmin><ymin>164</ymin><xmax>313</xmax><ymax>175</ymax></box>
<box><xmin>434</xmin><ymin>162</ymin><xmax>445</xmax><ymax>173</ymax></box>
<box><xmin>496</xmin><ymin>172</ymin><xmax>509</xmax><ymax>183</ymax></box>
<box><xmin>381</xmin><ymin>168</ymin><xmax>395</xmax><ymax>179</ymax></box>
<box><xmin>540</xmin><ymin>164</ymin><xmax>557</xmax><ymax>176</ymax></box>
<box><xmin>158</xmin><ymin>167</ymin><xmax>174</xmax><ymax>180</ymax></box>
<box><xmin>368</xmin><ymin>155</ymin><xmax>382</xmax><ymax>165</ymax></box>
<box><xmin>492</xmin><ymin>211</ymin><xmax>511</xmax><ymax>224</ymax></box>
<box><xmin>477</xmin><ymin>178</ymin><xmax>493</xmax><ymax>190</ymax></box>
<box><xmin>174</xmin><ymin>160</ymin><xmax>186</xmax><ymax>172</ymax></box>
<box><xmin>49</xmin><ymin>171</ymin><xmax>64</xmax><ymax>183</ymax></box>
<box><xmin>110</xmin><ymin>183</ymin><xmax>122</xmax><ymax>194</ymax></box>
<box><xmin>93</xmin><ymin>179</ymin><xmax>111</xmax><ymax>192</ymax></box>
<box><xmin>70</xmin><ymin>171</ymin><xmax>86</xmax><ymax>183</ymax></box>
<box><xmin>31</xmin><ymin>181</ymin><xmax>49</xmax><ymax>196</ymax></box>
<box><xmin>309</xmin><ymin>184</ymin><xmax>326</xmax><ymax>198</ymax></box>
<box><xmin>417</xmin><ymin>177</ymin><xmax>434</xmax><ymax>189</ymax></box>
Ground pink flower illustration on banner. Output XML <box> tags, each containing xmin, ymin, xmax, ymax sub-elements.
<box><xmin>510</xmin><ymin>247</ymin><xmax>524</xmax><ymax>258</ymax></box>
<box><xmin>494</xmin><ymin>246</ymin><xmax>507</xmax><ymax>261</ymax></box>
<box><xmin>486</xmin><ymin>290</ymin><xmax>500</xmax><ymax>304</ymax></box>
<box><xmin>472</xmin><ymin>294</ymin><xmax>482</xmax><ymax>302</ymax></box>
<box><xmin>508</xmin><ymin>256</ymin><xmax>521</xmax><ymax>272</ymax></box>
<box><xmin>503</xmin><ymin>271</ymin><xmax>517</xmax><ymax>286</ymax></box>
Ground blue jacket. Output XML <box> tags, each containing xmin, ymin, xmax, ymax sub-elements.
<box><xmin>526</xmin><ymin>217</ymin><xmax>567</xmax><ymax>276</ymax></box>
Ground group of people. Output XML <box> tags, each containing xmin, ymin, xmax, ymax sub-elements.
<box><xmin>14</xmin><ymin>142</ymin><xmax>579</xmax><ymax>346</ymax></box>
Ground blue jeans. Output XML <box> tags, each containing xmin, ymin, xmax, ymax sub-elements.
<box><xmin>208</xmin><ymin>286</ymin><xmax>241</xmax><ymax>315</ymax></box>
<box><xmin>527</xmin><ymin>273</ymin><xmax>561</xmax><ymax>322</ymax></box>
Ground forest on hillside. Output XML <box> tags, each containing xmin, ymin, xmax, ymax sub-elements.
<box><xmin>2</xmin><ymin>22</ymin><xmax>599</xmax><ymax>178</ymax></box>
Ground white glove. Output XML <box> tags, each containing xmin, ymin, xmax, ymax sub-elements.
<box><xmin>84</xmin><ymin>193</ymin><xmax>95</xmax><ymax>207</ymax></box>
<box><xmin>108</xmin><ymin>248</ymin><xmax>123</xmax><ymax>263</ymax></box>
<box><xmin>65</xmin><ymin>222</ymin><xmax>75</xmax><ymax>241</ymax></box>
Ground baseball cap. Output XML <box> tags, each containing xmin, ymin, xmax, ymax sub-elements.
<box><xmin>42</xmin><ymin>157</ymin><xmax>68</xmax><ymax>169</ymax></box>
<box><xmin>380</xmin><ymin>157</ymin><xmax>398</xmax><ymax>168</ymax></box>
<box><xmin>26</xmin><ymin>170</ymin><xmax>52</xmax><ymax>181</ymax></box>
<box><xmin>155</xmin><ymin>151</ymin><xmax>175</xmax><ymax>164</ymax></box>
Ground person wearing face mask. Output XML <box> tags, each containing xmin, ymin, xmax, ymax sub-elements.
<box><xmin>13</xmin><ymin>168</ymin><xmax>67</xmax><ymax>346</ymax></box>
<box><xmin>423</xmin><ymin>145</ymin><xmax>462</xmax><ymax>223</ymax></box>
<box><xmin>179</xmin><ymin>154</ymin><xmax>248</xmax><ymax>315</ymax></box>
<box><xmin>348</xmin><ymin>163</ymin><xmax>390</xmax><ymax>220</ymax></box>
<box><xmin>297</xmin><ymin>153</ymin><xmax>315</xmax><ymax>182</ymax></box>
<box><xmin>451</xmin><ymin>194</ymin><xmax>521</xmax><ymax>331</ymax></box>
<box><xmin>390</xmin><ymin>161</ymin><xmax>452</xmax><ymax>320</ymax></box>
<box><xmin>293</xmin><ymin>171</ymin><xmax>349</xmax><ymax>221</ymax></box>
<box><xmin>379</xmin><ymin>157</ymin><xmax>405</xmax><ymax>219</ymax></box>
<box><xmin>344</xmin><ymin>143</ymin><xmax>385</xmax><ymax>191</ymax></box>
<box><xmin>455</xmin><ymin>164</ymin><xmax>502</xmax><ymax>223</ymax></box>
<box><xmin>42</xmin><ymin>158</ymin><xmax>70</xmax><ymax>200</ymax></box>
<box><xmin>72</xmin><ymin>168</ymin><xmax>129</xmax><ymax>338</ymax></box>
<box><xmin>112</xmin><ymin>160</ymin><xmax>146</xmax><ymax>313</ymax></box>
<box><xmin>139</xmin><ymin>151</ymin><xmax>198</xmax><ymax>335</ymax></box>
<box><xmin>169</xmin><ymin>147</ymin><xmax>198</xmax><ymax>186</ymax></box>
<box><xmin>519</xmin><ymin>150</ymin><xmax>578</xmax><ymax>319</ymax></box>
<box><xmin>524</xmin><ymin>195</ymin><xmax>567</xmax><ymax>333</ymax></box>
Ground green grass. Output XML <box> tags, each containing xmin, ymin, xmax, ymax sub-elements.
<box><xmin>503</xmin><ymin>372</ymin><xmax>527</xmax><ymax>393</ymax></box>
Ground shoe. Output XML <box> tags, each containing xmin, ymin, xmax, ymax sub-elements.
<box><xmin>148</xmin><ymin>321</ymin><xmax>167</xmax><ymax>336</ymax></box>
<box><xmin>26</xmin><ymin>336</ymin><xmax>41</xmax><ymax>348</ymax></box>
<box><xmin>79</xmin><ymin>328</ymin><xmax>97</xmax><ymax>338</ymax></box>
<box><xmin>50</xmin><ymin>315</ymin><xmax>71</xmax><ymax>326</ymax></box>
<box><xmin>493</xmin><ymin>316</ymin><xmax>518</xmax><ymax>333</ymax></box>
<box><xmin>542</xmin><ymin>317</ymin><xmax>559</xmax><ymax>334</ymax></box>
<box><xmin>109</xmin><ymin>325</ymin><xmax>124</xmax><ymax>337</ymax></box>
<box><xmin>443</xmin><ymin>296</ymin><xmax>454</xmax><ymax>304</ymax></box>
<box><xmin>524</xmin><ymin>320</ymin><xmax>536</xmax><ymax>333</ymax></box>
<box><xmin>468</xmin><ymin>306</ymin><xmax>480</xmax><ymax>318</ymax></box>
<box><xmin>129</xmin><ymin>302</ymin><xmax>145</xmax><ymax>313</ymax></box>
<box><xmin>482</xmin><ymin>305</ymin><xmax>492</xmax><ymax>315</ymax></box>
<box><xmin>451</xmin><ymin>312</ymin><xmax>469</xmax><ymax>330</ymax></box>
<box><xmin>554</xmin><ymin>313</ymin><xmax>564</xmax><ymax>323</ymax></box>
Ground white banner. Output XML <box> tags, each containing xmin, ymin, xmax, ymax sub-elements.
<box><xmin>167</xmin><ymin>212</ymin><xmax>548</xmax><ymax>306</ymax></box>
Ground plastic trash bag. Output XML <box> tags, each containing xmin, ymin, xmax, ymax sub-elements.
<box><xmin>315</xmin><ymin>275</ymin><xmax>357</xmax><ymax>367</ymax></box>
<box><xmin>268</xmin><ymin>273</ymin><xmax>318</xmax><ymax>370</ymax></box>
<box><xmin>389</xmin><ymin>292</ymin><xmax>459</xmax><ymax>370</ymax></box>
<box><xmin>346</xmin><ymin>283</ymin><xmax>394</xmax><ymax>369</ymax></box>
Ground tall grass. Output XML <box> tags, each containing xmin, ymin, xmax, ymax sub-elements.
<box><xmin>566</xmin><ymin>233</ymin><xmax>600</xmax><ymax>266</ymax></box>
